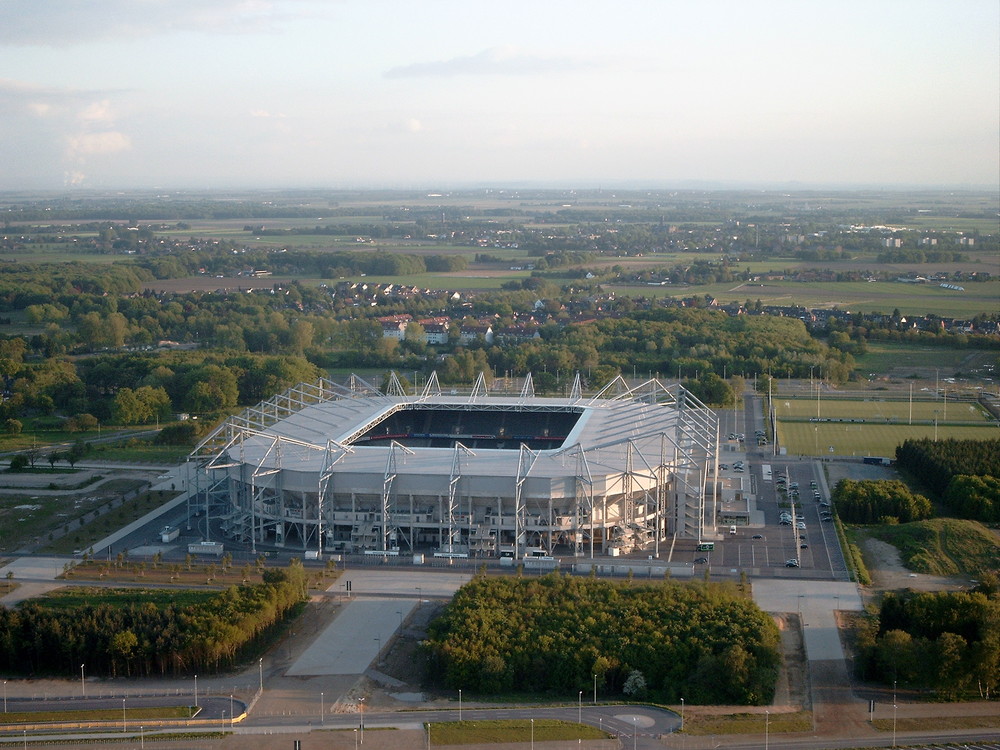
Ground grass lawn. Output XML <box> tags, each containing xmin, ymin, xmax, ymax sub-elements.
<box><xmin>777</xmin><ymin>421</ymin><xmax>998</xmax><ymax>457</ymax></box>
<box><xmin>871</xmin><ymin>715</ymin><xmax>1000</xmax><ymax>731</ymax></box>
<box><xmin>868</xmin><ymin>518</ymin><xmax>1000</xmax><ymax>577</ymax></box>
<box><xmin>774</xmin><ymin>397</ymin><xmax>991</xmax><ymax>423</ymax></box>
<box><xmin>681</xmin><ymin>709</ymin><xmax>812</xmax><ymax>735</ymax></box>
<box><xmin>0</xmin><ymin>705</ymin><xmax>194</xmax><ymax>725</ymax></box>
<box><xmin>428</xmin><ymin>719</ymin><xmax>605</xmax><ymax>745</ymax></box>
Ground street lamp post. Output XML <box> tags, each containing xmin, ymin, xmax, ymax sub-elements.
<box><xmin>3</xmin><ymin>680</ymin><xmax>6</xmax><ymax>713</ymax></box>
<box><xmin>230</xmin><ymin>694</ymin><xmax>234</xmax><ymax>728</ymax></box>
<box><xmin>680</xmin><ymin>697</ymin><xmax>684</xmax><ymax>731</ymax></box>
<box><xmin>578</xmin><ymin>690</ymin><xmax>582</xmax><ymax>724</ymax></box>
<box><xmin>80</xmin><ymin>664</ymin><xmax>85</xmax><ymax>697</ymax></box>
<box><xmin>140</xmin><ymin>725</ymin><xmax>144</xmax><ymax>750</ymax></box>
<box><xmin>194</xmin><ymin>674</ymin><xmax>198</xmax><ymax>709</ymax></box>
<box><xmin>321</xmin><ymin>692</ymin><xmax>325</xmax><ymax>724</ymax></box>
<box><xmin>593</xmin><ymin>673</ymin><xmax>597</xmax><ymax>704</ymax></box>
<box><xmin>530</xmin><ymin>718</ymin><xmax>534</xmax><ymax>750</ymax></box>
<box><xmin>122</xmin><ymin>698</ymin><xmax>126</xmax><ymax>733</ymax></box>
<box><xmin>893</xmin><ymin>702</ymin><xmax>897</xmax><ymax>747</ymax></box>
<box><xmin>354</xmin><ymin>728</ymin><xmax>358</xmax><ymax>750</ymax></box>
<box><xmin>632</xmin><ymin>716</ymin><xmax>638</xmax><ymax>750</ymax></box>
<box><xmin>258</xmin><ymin>657</ymin><xmax>263</xmax><ymax>693</ymax></box>
<box><xmin>765</xmin><ymin>710</ymin><xmax>769</xmax><ymax>750</ymax></box>
<box><xmin>458</xmin><ymin>689</ymin><xmax>462</xmax><ymax>721</ymax></box>
<box><xmin>359</xmin><ymin>697</ymin><xmax>365</xmax><ymax>744</ymax></box>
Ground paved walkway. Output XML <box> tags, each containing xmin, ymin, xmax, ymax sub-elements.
<box><xmin>287</xmin><ymin>598</ymin><xmax>417</xmax><ymax>676</ymax></box>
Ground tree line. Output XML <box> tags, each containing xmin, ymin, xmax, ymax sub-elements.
<box><xmin>831</xmin><ymin>479</ymin><xmax>933</xmax><ymax>525</ymax></box>
<box><xmin>0</xmin><ymin>563</ymin><xmax>308</xmax><ymax>677</ymax></box>
<box><xmin>855</xmin><ymin>584</ymin><xmax>999</xmax><ymax>699</ymax></box>
<box><xmin>422</xmin><ymin>572</ymin><xmax>780</xmax><ymax>705</ymax></box>
<box><xmin>896</xmin><ymin>438</ymin><xmax>1000</xmax><ymax>521</ymax></box>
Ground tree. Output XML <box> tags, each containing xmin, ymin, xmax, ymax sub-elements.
<box><xmin>623</xmin><ymin>669</ymin><xmax>647</xmax><ymax>698</ymax></box>
<box><xmin>4</xmin><ymin>418</ymin><xmax>22</xmax><ymax>436</ymax></box>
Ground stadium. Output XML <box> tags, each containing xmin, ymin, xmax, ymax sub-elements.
<box><xmin>187</xmin><ymin>372</ymin><xmax>720</xmax><ymax>560</ymax></box>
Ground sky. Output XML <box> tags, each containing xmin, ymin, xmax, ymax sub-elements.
<box><xmin>0</xmin><ymin>0</ymin><xmax>997</xmax><ymax>190</ymax></box>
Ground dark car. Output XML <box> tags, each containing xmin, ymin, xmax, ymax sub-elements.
<box><xmin>752</xmin><ymin>534</ymin><xmax>764</xmax><ymax>540</ymax></box>
<box><xmin>800</xmin><ymin>543</ymin><xmax>809</xmax><ymax>549</ymax></box>
<box><xmin>694</xmin><ymin>557</ymin><xmax>709</xmax><ymax>564</ymax></box>
<box><xmin>785</xmin><ymin>559</ymin><xmax>800</xmax><ymax>567</ymax></box>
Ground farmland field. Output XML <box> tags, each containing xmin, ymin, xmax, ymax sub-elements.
<box><xmin>777</xmin><ymin>421</ymin><xmax>998</xmax><ymax>457</ymax></box>
<box><xmin>619</xmin><ymin>279</ymin><xmax>1000</xmax><ymax>318</ymax></box>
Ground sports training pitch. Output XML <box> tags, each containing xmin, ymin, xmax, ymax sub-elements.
<box><xmin>773</xmin><ymin>396</ymin><xmax>998</xmax><ymax>456</ymax></box>
<box><xmin>774</xmin><ymin>397</ymin><xmax>991</xmax><ymax>423</ymax></box>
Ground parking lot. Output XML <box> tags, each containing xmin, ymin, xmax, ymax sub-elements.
<box><xmin>678</xmin><ymin>399</ymin><xmax>851</xmax><ymax>580</ymax></box>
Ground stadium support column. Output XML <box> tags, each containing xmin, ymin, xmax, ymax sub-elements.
<box><xmin>712</xmin><ymin>414</ymin><xmax>720</xmax><ymax>536</ymax></box>
<box><xmin>381</xmin><ymin>441</ymin><xmax>414</xmax><ymax>552</ymax></box>
<box><xmin>574</xmin><ymin>448</ymin><xmax>595</xmax><ymax>559</ymax></box>
<box><xmin>514</xmin><ymin>445</ymin><xmax>540</xmax><ymax>561</ymax></box>
<box><xmin>447</xmin><ymin>443</ymin><xmax>475</xmax><ymax>556</ymax></box>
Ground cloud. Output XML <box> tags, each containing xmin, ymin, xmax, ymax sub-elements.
<box><xmin>78</xmin><ymin>100</ymin><xmax>116</xmax><ymax>124</ymax></box>
<box><xmin>66</xmin><ymin>131</ymin><xmax>132</xmax><ymax>158</ymax></box>
<box><xmin>0</xmin><ymin>0</ymin><xmax>329</xmax><ymax>47</ymax></box>
<box><xmin>250</xmin><ymin>109</ymin><xmax>286</xmax><ymax>119</ymax></box>
<box><xmin>385</xmin><ymin>47</ymin><xmax>595</xmax><ymax>79</ymax></box>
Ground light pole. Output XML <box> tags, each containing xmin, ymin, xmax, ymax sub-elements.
<box><xmin>530</xmin><ymin>718</ymin><xmax>534</xmax><ymax>750</ymax></box>
<box><xmin>122</xmin><ymin>698</ymin><xmax>126</xmax><ymax>733</ymax></box>
<box><xmin>354</xmin><ymin>728</ymin><xmax>358</xmax><ymax>750</ymax></box>
<box><xmin>893</xmin><ymin>702</ymin><xmax>897</xmax><ymax>747</ymax></box>
<box><xmin>140</xmin><ymin>725</ymin><xmax>144</xmax><ymax>750</ymax></box>
<box><xmin>3</xmin><ymin>680</ymin><xmax>6</xmax><ymax>713</ymax></box>
<box><xmin>230</xmin><ymin>694</ymin><xmax>234</xmax><ymax>728</ymax></box>
<box><xmin>80</xmin><ymin>664</ymin><xmax>85</xmax><ymax>697</ymax></box>
<box><xmin>578</xmin><ymin>690</ymin><xmax>582</xmax><ymax>724</ymax></box>
<box><xmin>680</xmin><ymin>697</ymin><xmax>684</xmax><ymax>731</ymax></box>
<box><xmin>593</xmin><ymin>673</ymin><xmax>597</xmax><ymax>704</ymax></box>
<box><xmin>765</xmin><ymin>710</ymin><xmax>769</xmax><ymax>750</ymax></box>
<box><xmin>194</xmin><ymin>674</ymin><xmax>198</xmax><ymax>709</ymax></box>
<box><xmin>321</xmin><ymin>692</ymin><xmax>325</xmax><ymax>724</ymax></box>
<box><xmin>258</xmin><ymin>657</ymin><xmax>263</xmax><ymax>693</ymax></box>
<box><xmin>632</xmin><ymin>716</ymin><xmax>638</xmax><ymax>750</ymax></box>
<box><xmin>458</xmin><ymin>689</ymin><xmax>462</xmax><ymax>721</ymax></box>
<box><xmin>359</xmin><ymin>696</ymin><xmax>365</xmax><ymax>744</ymax></box>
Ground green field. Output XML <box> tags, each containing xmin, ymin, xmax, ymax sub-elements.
<box><xmin>774</xmin><ymin>397</ymin><xmax>990</xmax><ymax>423</ymax></box>
<box><xmin>852</xmin><ymin>342</ymin><xmax>993</xmax><ymax>375</ymax></box>
<box><xmin>616</xmin><ymin>279</ymin><xmax>1000</xmax><ymax>318</ymax></box>
<box><xmin>778</xmin><ymin>421</ymin><xmax>998</xmax><ymax>457</ymax></box>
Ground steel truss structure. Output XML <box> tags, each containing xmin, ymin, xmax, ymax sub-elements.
<box><xmin>188</xmin><ymin>373</ymin><xmax>719</xmax><ymax>560</ymax></box>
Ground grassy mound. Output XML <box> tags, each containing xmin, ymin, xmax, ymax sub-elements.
<box><xmin>871</xmin><ymin>518</ymin><xmax>1000</xmax><ymax>576</ymax></box>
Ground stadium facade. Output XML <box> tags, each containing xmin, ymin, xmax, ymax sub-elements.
<box><xmin>187</xmin><ymin>372</ymin><xmax>719</xmax><ymax>560</ymax></box>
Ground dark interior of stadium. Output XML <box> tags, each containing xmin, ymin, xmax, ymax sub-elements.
<box><xmin>352</xmin><ymin>406</ymin><xmax>583</xmax><ymax>450</ymax></box>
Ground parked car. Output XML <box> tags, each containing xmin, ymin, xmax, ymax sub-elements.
<box><xmin>752</xmin><ymin>534</ymin><xmax>764</xmax><ymax>540</ymax></box>
<box><xmin>785</xmin><ymin>559</ymin><xmax>800</xmax><ymax>567</ymax></box>
<box><xmin>694</xmin><ymin>557</ymin><xmax>709</xmax><ymax>564</ymax></box>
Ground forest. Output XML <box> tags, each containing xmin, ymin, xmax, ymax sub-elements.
<box><xmin>895</xmin><ymin>438</ymin><xmax>1000</xmax><ymax>521</ymax></box>
<box><xmin>831</xmin><ymin>479</ymin><xmax>933</xmax><ymax>525</ymax></box>
<box><xmin>422</xmin><ymin>573</ymin><xmax>780</xmax><ymax>705</ymax></box>
<box><xmin>854</xmin><ymin>583</ymin><xmax>1000</xmax><ymax>699</ymax></box>
<box><xmin>0</xmin><ymin>562</ymin><xmax>308</xmax><ymax>677</ymax></box>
